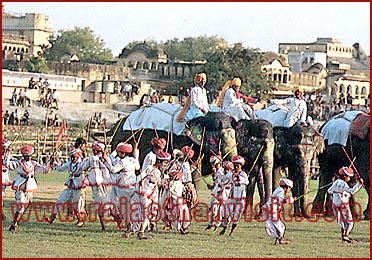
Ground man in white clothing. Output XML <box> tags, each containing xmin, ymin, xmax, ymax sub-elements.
<box><xmin>261</xmin><ymin>178</ymin><xmax>295</xmax><ymax>245</ymax></box>
<box><xmin>177</xmin><ymin>72</ymin><xmax>211</xmax><ymax>122</ymax></box>
<box><xmin>327</xmin><ymin>167</ymin><xmax>363</xmax><ymax>243</ymax></box>
<box><xmin>268</xmin><ymin>86</ymin><xmax>309</xmax><ymax>127</ymax></box>
<box><xmin>221</xmin><ymin>77</ymin><xmax>257</xmax><ymax>122</ymax></box>
<box><xmin>104</xmin><ymin>142</ymin><xmax>140</xmax><ymax>229</ymax></box>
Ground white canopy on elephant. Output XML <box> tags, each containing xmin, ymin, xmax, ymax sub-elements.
<box><xmin>122</xmin><ymin>103</ymin><xmax>221</xmax><ymax>135</ymax></box>
<box><xmin>321</xmin><ymin>110</ymin><xmax>366</xmax><ymax>146</ymax></box>
<box><xmin>255</xmin><ymin>104</ymin><xmax>288</xmax><ymax>127</ymax></box>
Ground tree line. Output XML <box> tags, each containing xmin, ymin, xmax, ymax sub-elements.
<box><xmin>27</xmin><ymin>27</ymin><xmax>277</xmax><ymax>98</ymax></box>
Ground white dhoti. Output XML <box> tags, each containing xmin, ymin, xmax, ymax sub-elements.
<box><xmin>262</xmin><ymin>204</ymin><xmax>285</xmax><ymax>238</ymax></box>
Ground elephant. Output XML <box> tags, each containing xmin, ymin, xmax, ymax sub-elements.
<box><xmin>254</xmin><ymin>105</ymin><xmax>325</xmax><ymax>216</ymax></box>
<box><xmin>271</xmin><ymin>125</ymin><xmax>325</xmax><ymax>217</ymax></box>
<box><xmin>234</xmin><ymin>119</ymin><xmax>275</xmax><ymax>211</ymax></box>
<box><xmin>311</xmin><ymin>111</ymin><xmax>370</xmax><ymax>220</ymax></box>
<box><xmin>91</xmin><ymin>111</ymin><xmax>238</xmax><ymax>190</ymax></box>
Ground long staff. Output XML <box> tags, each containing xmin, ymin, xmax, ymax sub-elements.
<box><xmin>86</xmin><ymin>116</ymin><xmax>92</xmax><ymax>143</ymax></box>
<box><xmin>152</xmin><ymin>122</ymin><xmax>159</xmax><ymax>138</ymax></box>
<box><xmin>128</xmin><ymin>118</ymin><xmax>137</xmax><ymax>144</ymax></box>
<box><xmin>341</xmin><ymin>146</ymin><xmax>364</xmax><ymax>186</ymax></box>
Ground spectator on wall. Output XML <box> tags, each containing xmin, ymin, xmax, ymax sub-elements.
<box><xmin>51</xmin><ymin>89</ymin><xmax>59</xmax><ymax>110</ymax></box>
<box><xmin>3</xmin><ymin>110</ymin><xmax>10</xmax><ymax>125</ymax></box>
<box><xmin>11</xmin><ymin>88</ymin><xmax>17</xmax><ymax>106</ymax></box>
<box><xmin>28</xmin><ymin>77</ymin><xmax>36</xmax><ymax>89</ymax></box>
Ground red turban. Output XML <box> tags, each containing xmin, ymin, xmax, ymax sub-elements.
<box><xmin>181</xmin><ymin>146</ymin><xmax>194</xmax><ymax>159</ymax></box>
<box><xmin>151</xmin><ymin>138</ymin><xmax>166</xmax><ymax>149</ymax></box>
<box><xmin>116</xmin><ymin>142</ymin><xmax>133</xmax><ymax>153</ymax></box>
<box><xmin>232</xmin><ymin>155</ymin><xmax>245</xmax><ymax>165</ymax></box>
<box><xmin>156</xmin><ymin>150</ymin><xmax>171</xmax><ymax>161</ymax></box>
<box><xmin>21</xmin><ymin>145</ymin><xmax>34</xmax><ymax>156</ymax></box>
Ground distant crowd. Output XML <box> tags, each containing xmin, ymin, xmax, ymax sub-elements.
<box><xmin>2</xmin><ymin>108</ymin><xmax>30</xmax><ymax>126</ymax></box>
<box><xmin>10</xmin><ymin>77</ymin><xmax>59</xmax><ymax>110</ymax></box>
<box><xmin>114</xmin><ymin>81</ymin><xmax>141</xmax><ymax>102</ymax></box>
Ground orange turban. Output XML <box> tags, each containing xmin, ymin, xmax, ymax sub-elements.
<box><xmin>230</xmin><ymin>77</ymin><xmax>242</xmax><ymax>87</ymax></box>
<box><xmin>194</xmin><ymin>73</ymin><xmax>207</xmax><ymax>85</ymax></box>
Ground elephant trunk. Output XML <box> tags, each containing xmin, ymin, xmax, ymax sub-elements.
<box><xmin>220</xmin><ymin>128</ymin><xmax>238</xmax><ymax>160</ymax></box>
<box><xmin>262</xmin><ymin>138</ymin><xmax>275</xmax><ymax>203</ymax></box>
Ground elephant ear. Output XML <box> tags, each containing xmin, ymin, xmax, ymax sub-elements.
<box><xmin>187</xmin><ymin>112</ymin><xmax>232</xmax><ymax>131</ymax></box>
<box><xmin>184</xmin><ymin>123</ymin><xmax>203</xmax><ymax>146</ymax></box>
<box><xmin>184</xmin><ymin>112</ymin><xmax>233</xmax><ymax>145</ymax></box>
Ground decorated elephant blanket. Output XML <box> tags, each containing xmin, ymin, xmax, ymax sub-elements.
<box><xmin>321</xmin><ymin>110</ymin><xmax>367</xmax><ymax>146</ymax></box>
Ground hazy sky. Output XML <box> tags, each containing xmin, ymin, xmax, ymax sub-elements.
<box><xmin>3</xmin><ymin>2</ymin><xmax>370</xmax><ymax>57</ymax></box>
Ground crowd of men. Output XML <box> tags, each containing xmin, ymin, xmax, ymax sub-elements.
<box><xmin>10</xmin><ymin>77</ymin><xmax>59</xmax><ymax>110</ymax></box>
<box><xmin>2</xmin><ymin>72</ymin><xmax>365</xmax><ymax>245</ymax></box>
<box><xmin>2</xmin><ymin>108</ymin><xmax>30</xmax><ymax>126</ymax></box>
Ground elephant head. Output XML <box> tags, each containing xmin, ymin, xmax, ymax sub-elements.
<box><xmin>184</xmin><ymin>112</ymin><xmax>238</xmax><ymax>189</ymax></box>
<box><xmin>234</xmin><ymin>119</ymin><xmax>275</xmax><ymax>208</ymax></box>
<box><xmin>273</xmin><ymin>125</ymin><xmax>325</xmax><ymax>217</ymax></box>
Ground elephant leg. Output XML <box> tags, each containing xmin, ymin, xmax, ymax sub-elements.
<box><xmin>246</xmin><ymin>173</ymin><xmax>258</xmax><ymax>215</ymax></box>
<box><xmin>272</xmin><ymin>166</ymin><xmax>282</xmax><ymax>191</ymax></box>
<box><xmin>311</xmin><ymin>168</ymin><xmax>333</xmax><ymax>215</ymax></box>
<box><xmin>288</xmin><ymin>164</ymin><xmax>302</xmax><ymax>216</ymax></box>
<box><xmin>363</xmin><ymin>185</ymin><xmax>370</xmax><ymax>220</ymax></box>
<box><xmin>262</xmin><ymin>139</ymin><xmax>274</xmax><ymax>203</ymax></box>
<box><xmin>256</xmin><ymin>167</ymin><xmax>265</xmax><ymax>207</ymax></box>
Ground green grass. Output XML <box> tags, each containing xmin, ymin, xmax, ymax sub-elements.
<box><xmin>2</xmin><ymin>171</ymin><xmax>370</xmax><ymax>258</ymax></box>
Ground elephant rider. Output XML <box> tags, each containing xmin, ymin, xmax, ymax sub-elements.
<box><xmin>327</xmin><ymin>167</ymin><xmax>363</xmax><ymax>243</ymax></box>
<box><xmin>46</xmin><ymin>147</ymin><xmax>86</xmax><ymax>227</ymax></box>
<box><xmin>218</xmin><ymin>76</ymin><xmax>258</xmax><ymax>122</ymax></box>
<box><xmin>219</xmin><ymin>155</ymin><xmax>249</xmax><ymax>236</ymax></box>
<box><xmin>205</xmin><ymin>156</ymin><xmax>233</xmax><ymax>231</ymax></box>
<box><xmin>8</xmin><ymin>145</ymin><xmax>52</xmax><ymax>232</ymax></box>
<box><xmin>177</xmin><ymin>72</ymin><xmax>211</xmax><ymax>122</ymax></box>
<box><xmin>261</xmin><ymin>178</ymin><xmax>295</xmax><ymax>245</ymax></box>
<box><xmin>2</xmin><ymin>139</ymin><xmax>14</xmax><ymax>221</ymax></box>
<box><xmin>268</xmin><ymin>86</ymin><xmax>310</xmax><ymax>127</ymax></box>
<box><xmin>141</xmin><ymin>137</ymin><xmax>166</xmax><ymax>231</ymax></box>
<box><xmin>102</xmin><ymin>142</ymin><xmax>140</xmax><ymax>230</ymax></box>
<box><xmin>81</xmin><ymin>141</ymin><xmax>112</xmax><ymax>231</ymax></box>
<box><xmin>124</xmin><ymin>150</ymin><xmax>171</xmax><ymax>240</ymax></box>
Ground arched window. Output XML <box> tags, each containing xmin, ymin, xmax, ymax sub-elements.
<box><xmin>143</xmin><ymin>62</ymin><xmax>149</xmax><ymax>69</ymax></box>
<box><xmin>339</xmin><ymin>84</ymin><xmax>344</xmax><ymax>93</ymax></box>
<box><xmin>361</xmin><ymin>86</ymin><xmax>367</xmax><ymax>95</ymax></box>
<box><xmin>283</xmin><ymin>70</ymin><xmax>288</xmax><ymax>83</ymax></box>
<box><xmin>347</xmin><ymin>85</ymin><xmax>352</xmax><ymax>94</ymax></box>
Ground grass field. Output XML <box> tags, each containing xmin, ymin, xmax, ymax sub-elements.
<box><xmin>2</xmin><ymin>171</ymin><xmax>370</xmax><ymax>258</ymax></box>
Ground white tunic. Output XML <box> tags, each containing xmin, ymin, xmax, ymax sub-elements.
<box><xmin>185</xmin><ymin>85</ymin><xmax>210</xmax><ymax>121</ymax></box>
<box><xmin>222</xmin><ymin>88</ymin><xmax>252</xmax><ymax>122</ymax></box>
<box><xmin>270</xmin><ymin>97</ymin><xmax>308</xmax><ymax>127</ymax></box>
<box><xmin>327</xmin><ymin>179</ymin><xmax>362</xmax><ymax>207</ymax></box>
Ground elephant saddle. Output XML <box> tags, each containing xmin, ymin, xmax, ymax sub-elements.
<box><xmin>349</xmin><ymin>112</ymin><xmax>370</xmax><ymax>140</ymax></box>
